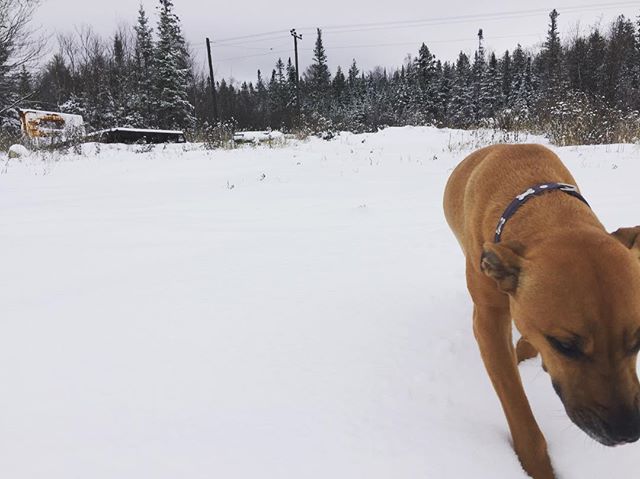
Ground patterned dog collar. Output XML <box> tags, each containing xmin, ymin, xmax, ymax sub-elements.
<box><xmin>494</xmin><ymin>183</ymin><xmax>590</xmax><ymax>243</ymax></box>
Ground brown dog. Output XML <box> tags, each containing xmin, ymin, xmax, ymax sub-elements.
<box><xmin>443</xmin><ymin>144</ymin><xmax>640</xmax><ymax>479</ymax></box>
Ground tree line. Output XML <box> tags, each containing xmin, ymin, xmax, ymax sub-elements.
<box><xmin>2</xmin><ymin>3</ymin><xmax>640</xmax><ymax>145</ymax></box>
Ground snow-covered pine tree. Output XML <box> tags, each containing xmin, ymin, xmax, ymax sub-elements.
<box><xmin>255</xmin><ymin>70</ymin><xmax>269</xmax><ymax>127</ymax></box>
<box><xmin>390</xmin><ymin>61</ymin><xmax>415</xmax><ymax>125</ymax></box>
<box><xmin>512</xmin><ymin>54</ymin><xmax>535</xmax><ymax>119</ymax></box>
<box><xmin>478</xmin><ymin>52</ymin><xmax>503</xmax><ymax>121</ymax></box>
<box><xmin>537</xmin><ymin>9</ymin><xmax>562</xmax><ymax>97</ymax></box>
<box><xmin>133</xmin><ymin>5</ymin><xmax>155</xmax><ymax>127</ymax></box>
<box><xmin>235</xmin><ymin>81</ymin><xmax>256</xmax><ymax>129</ymax></box>
<box><xmin>448</xmin><ymin>52</ymin><xmax>474</xmax><ymax>128</ymax></box>
<box><xmin>605</xmin><ymin>16</ymin><xmax>636</xmax><ymax>108</ymax></box>
<box><xmin>412</xmin><ymin>43</ymin><xmax>437</xmax><ymax>123</ymax></box>
<box><xmin>217</xmin><ymin>78</ymin><xmax>236</xmax><ymax>124</ymax></box>
<box><xmin>88</xmin><ymin>50</ymin><xmax>117</xmax><ymax>129</ymax></box>
<box><xmin>109</xmin><ymin>32</ymin><xmax>136</xmax><ymax>127</ymax></box>
<box><xmin>268</xmin><ymin>58</ymin><xmax>290</xmax><ymax>129</ymax></box>
<box><xmin>500</xmin><ymin>50</ymin><xmax>512</xmax><ymax>106</ymax></box>
<box><xmin>285</xmin><ymin>57</ymin><xmax>298</xmax><ymax>118</ymax></box>
<box><xmin>509</xmin><ymin>45</ymin><xmax>527</xmax><ymax>109</ymax></box>
<box><xmin>306</xmin><ymin>28</ymin><xmax>331</xmax><ymax>92</ymax></box>
<box><xmin>583</xmin><ymin>30</ymin><xmax>607</xmax><ymax>97</ymax></box>
<box><xmin>332</xmin><ymin>66</ymin><xmax>346</xmax><ymax>99</ymax></box>
<box><xmin>304</xmin><ymin>28</ymin><xmax>332</xmax><ymax>123</ymax></box>
<box><xmin>153</xmin><ymin>0</ymin><xmax>195</xmax><ymax>130</ymax></box>
<box><xmin>347</xmin><ymin>59</ymin><xmax>360</xmax><ymax>90</ymax></box>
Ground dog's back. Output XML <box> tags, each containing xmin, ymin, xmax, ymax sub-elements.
<box><xmin>443</xmin><ymin>144</ymin><xmax>580</xmax><ymax>253</ymax></box>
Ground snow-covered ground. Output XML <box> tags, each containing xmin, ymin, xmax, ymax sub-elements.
<box><xmin>1</xmin><ymin>127</ymin><xmax>639</xmax><ymax>478</ymax></box>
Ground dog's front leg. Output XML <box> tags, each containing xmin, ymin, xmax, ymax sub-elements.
<box><xmin>473</xmin><ymin>305</ymin><xmax>555</xmax><ymax>479</ymax></box>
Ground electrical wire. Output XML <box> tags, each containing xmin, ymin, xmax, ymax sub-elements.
<box><xmin>311</xmin><ymin>1</ymin><xmax>640</xmax><ymax>33</ymax></box>
<box><xmin>208</xmin><ymin>1</ymin><xmax>639</xmax><ymax>45</ymax></box>
<box><xmin>215</xmin><ymin>49</ymin><xmax>292</xmax><ymax>63</ymax></box>
<box><xmin>304</xmin><ymin>33</ymin><xmax>543</xmax><ymax>51</ymax></box>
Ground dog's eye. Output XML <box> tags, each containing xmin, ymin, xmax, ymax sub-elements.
<box><xmin>546</xmin><ymin>336</ymin><xmax>583</xmax><ymax>359</ymax></box>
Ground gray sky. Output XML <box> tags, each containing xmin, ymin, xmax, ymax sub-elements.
<box><xmin>33</xmin><ymin>0</ymin><xmax>640</xmax><ymax>84</ymax></box>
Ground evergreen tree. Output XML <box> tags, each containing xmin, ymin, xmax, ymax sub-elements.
<box><xmin>109</xmin><ymin>32</ymin><xmax>133</xmax><ymax>125</ymax></box>
<box><xmin>217</xmin><ymin>79</ymin><xmax>236</xmax><ymax>122</ymax></box>
<box><xmin>286</xmin><ymin>57</ymin><xmax>298</xmax><ymax>111</ymax></box>
<box><xmin>303</xmin><ymin>28</ymin><xmax>332</xmax><ymax>124</ymax></box>
<box><xmin>332</xmin><ymin>66</ymin><xmax>346</xmax><ymax>99</ymax></box>
<box><xmin>479</xmin><ymin>52</ymin><xmax>502</xmax><ymax>119</ymax></box>
<box><xmin>153</xmin><ymin>0</ymin><xmax>195</xmax><ymax>129</ymax></box>
<box><xmin>133</xmin><ymin>5</ymin><xmax>155</xmax><ymax>126</ymax></box>
<box><xmin>413</xmin><ymin>43</ymin><xmax>437</xmax><ymax>121</ymax></box>
<box><xmin>605</xmin><ymin>16</ymin><xmax>636</xmax><ymax>107</ymax></box>
<box><xmin>347</xmin><ymin>59</ymin><xmax>360</xmax><ymax>89</ymax></box>
<box><xmin>255</xmin><ymin>70</ymin><xmax>268</xmax><ymax>127</ymax></box>
<box><xmin>500</xmin><ymin>50</ymin><xmax>512</xmax><ymax>105</ymax></box>
<box><xmin>305</xmin><ymin>28</ymin><xmax>331</xmax><ymax>92</ymax></box>
<box><xmin>268</xmin><ymin>58</ymin><xmax>291</xmax><ymax>128</ymax></box>
<box><xmin>436</xmin><ymin>61</ymin><xmax>454</xmax><ymax>123</ymax></box>
<box><xmin>17</xmin><ymin>66</ymin><xmax>32</xmax><ymax>98</ymax></box>
<box><xmin>510</xmin><ymin>45</ymin><xmax>528</xmax><ymax>108</ymax></box>
<box><xmin>538</xmin><ymin>9</ymin><xmax>562</xmax><ymax>95</ymax></box>
<box><xmin>449</xmin><ymin>52</ymin><xmax>474</xmax><ymax>127</ymax></box>
<box><xmin>584</xmin><ymin>29</ymin><xmax>607</xmax><ymax>97</ymax></box>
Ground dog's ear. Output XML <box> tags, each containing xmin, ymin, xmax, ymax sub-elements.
<box><xmin>611</xmin><ymin>226</ymin><xmax>640</xmax><ymax>260</ymax></box>
<box><xmin>480</xmin><ymin>241</ymin><xmax>525</xmax><ymax>294</ymax></box>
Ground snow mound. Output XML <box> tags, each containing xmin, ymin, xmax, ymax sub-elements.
<box><xmin>7</xmin><ymin>144</ymin><xmax>29</xmax><ymax>158</ymax></box>
<box><xmin>234</xmin><ymin>130</ymin><xmax>285</xmax><ymax>143</ymax></box>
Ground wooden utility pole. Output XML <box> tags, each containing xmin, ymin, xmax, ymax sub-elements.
<box><xmin>290</xmin><ymin>29</ymin><xmax>302</xmax><ymax>112</ymax></box>
<box><xmin>206</xmin><ymin>37</ymin><xmax>219</xmax><ymax>124</ymax></box>
<box><xmin>477</xmin><ymin>29</ymin><xmax>484</xmax><ymax>55</ymax></box>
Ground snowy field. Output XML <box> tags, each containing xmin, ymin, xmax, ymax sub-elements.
<box><xmin>1</xmin><ymin>127</ymin><xmax>639</xmax><ymax>479</ymax></box>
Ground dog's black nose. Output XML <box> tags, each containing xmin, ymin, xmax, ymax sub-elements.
<box><xmin>604</xmin><ymin>407</ymin><xmax>640</xmax><ymax>444</ymax></box>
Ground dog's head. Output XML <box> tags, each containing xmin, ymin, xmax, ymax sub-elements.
<box><xmin>481</xmin><ymin>226</ymin><xmax>640</xmax><ymax>446</ymax></box>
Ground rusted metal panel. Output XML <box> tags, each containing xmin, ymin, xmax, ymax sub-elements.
<box><xmin>18</xmin><ymin>109</ymin><xmax>85</xmax><ymax>145</ymax></box>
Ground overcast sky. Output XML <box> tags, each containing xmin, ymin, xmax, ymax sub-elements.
<box><xmin>33</xmin><ymin>0</ymin><xmax>640</xmax><ymax>83</ymax></box>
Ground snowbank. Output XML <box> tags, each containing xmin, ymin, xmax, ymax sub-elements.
<box><xmin>7</xmin><ymin>144</ymin><xmax>29</xmax><ymax>158</ymax></box>
<box><xmin>233</xmin><ymin>130</ymin><xmax>285</xmax><ymax>143</ymax></box>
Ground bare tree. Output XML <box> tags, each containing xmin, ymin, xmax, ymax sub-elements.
<box><xmin>0</xmin><ymin>0</ymin><xmax>43</xmax><ymax>110</ymax></box>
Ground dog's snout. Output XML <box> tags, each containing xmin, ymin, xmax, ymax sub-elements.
<box><xmin>569</xmin><ymin>403</ymin><xmax>640</xmax><ymax>446</ymax></box>
<box><xmin>605</xmin><ymin>407</ymin><xmax>640</xmax><ymax>444</ymax></box>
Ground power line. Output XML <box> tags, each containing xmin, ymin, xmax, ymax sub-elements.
<box><xmin>213</xmin><ymin>41</ymin><xmax>291</xmax><ymax>51</ymax></box>
<box><xmin>212</xmin><ymin>31</ymin><xmax>291</xmax><ymax>46</ymax></box>
<box><xmin>302</xmin><ymin>2</ymin><xmax>640</xmax><ymax>36</ymax></box>
<box><xmin>311</xmin><ymin>1</ymin><xmax>640</xmax><ymax>32</ymax></box>
<box><xmin>215</xmin><ymin>32</ymin><xmax>543</xmax><ymax>63</ymax></box>
<box><xmin>215</xmin><ymin>49</ymin><xmax>292</xmax><ymax>63</ymax></box>
<box><xmin>208</xmin><ymin>1</ymin><xmax>639</xmax><ymax>45</ymax></box>
<box><xmin>212</xmin><ymin>36</ymin><xmax>291</xmax><ymax>48</ymax></box>
<box><xmin>303</xmin><ymin>33</ymin><xmax>543</xmax><ymax>52</ymax></box>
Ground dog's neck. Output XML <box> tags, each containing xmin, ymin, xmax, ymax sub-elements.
<box><xmin>494</xmin><ymin>184</ymin><xmax>590</xmax><ymax>243</ymax></box>
<box><xmin>494</xmin><ymin>190</ymin><xmax>605</xmax><ymax>246</ymax></box>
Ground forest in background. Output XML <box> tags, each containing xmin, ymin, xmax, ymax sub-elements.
<box><xmin>2</xmin><ymin>1</ymin><xmax>640</xmax><ymax>146</ymax></box>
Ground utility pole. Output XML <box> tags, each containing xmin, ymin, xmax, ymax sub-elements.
<box><xmin>206</xmin><ymin>37</ymin><xmax>219</xmax><ymax>124</ymax></box>
<box><xmin>290</xmin><ymin>29</ymin><xmax>302</xmax><ymax>113</ymax></box>
<box><xmin>477</xmin><ymin>29</ymin><xmax>484</xmax><ymax>56</ymax></box>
